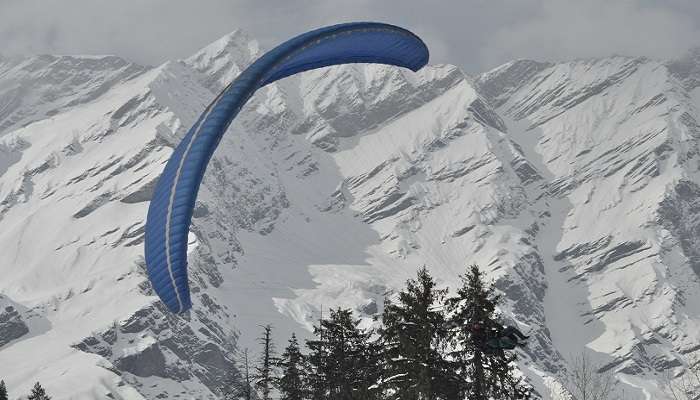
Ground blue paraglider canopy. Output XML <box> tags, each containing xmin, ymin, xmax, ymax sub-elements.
<box><xmin>145</xmin><ymin>22</ymin><xmax>429</xmax><ymax>314</ymax></box>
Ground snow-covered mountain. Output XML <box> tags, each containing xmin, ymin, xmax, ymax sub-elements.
<box><xmin>1</xmin><ymin>29</ymin><xmax>699</xmax><ymax>400</ymax></box>
<box><xmin>477</xmin><ymin>55</ymin><xmax>700</xmax><ymax>397</ymax></box>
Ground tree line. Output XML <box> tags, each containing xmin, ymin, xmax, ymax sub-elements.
<box><xmin>6</xmin><ymin>266</ymin><xmax>697</xmax><ymax>399</ymax></box>
<box><xmin>224</xmin><ymin>265</ymin><xmax>532</xmax><ymax>400</ymax></box>
<box><xmin>0</xmin><ymin>380</ymin><xmax>51</xmax><ymax>400</ymax></box>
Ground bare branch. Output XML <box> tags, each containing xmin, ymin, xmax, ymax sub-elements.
<box><xmin>664</xmin><ymin>353</ymin><xmax>700</xmax><ymax>400</ymax></box>
<box><xmin>559</xmin><ymin>353</ymin><xmax>620</xmax><ymax>400</ymax></box>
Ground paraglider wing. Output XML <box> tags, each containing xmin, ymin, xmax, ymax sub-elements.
<box><xmin>144</xmin><ymin>22</ymin><xmax>430</xmax><ymax>314</ymax></box>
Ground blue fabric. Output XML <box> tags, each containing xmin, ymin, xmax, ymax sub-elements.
<box><xmin>145</xmin><ymin>22</ymin><xmax>429</xmax><ymax>314</ymax></box>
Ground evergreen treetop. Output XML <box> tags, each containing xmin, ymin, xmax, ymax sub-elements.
<box><xmin>446</xmin><ymin>264</ymin><xmax>531</xmax><ymax>400</ymax></box>
<box><xmin>306</xmin><ymin>308</ymin><xmax>382</xmax><ymax>400</ymax></box>
<box><xmin>379</xmin><ymin>266</ymin><xmax>459</xmax><ymax>400</ymax></box>
<box><xmin>0</xmin><ymin>380</ymin><xmax>7</xmax><ymax>400</ymax></box>
<box><xmin>27</xmin><ymin>382</ymin><xmax>51</xmax><ymax>400</ymax></box>
<box><xmin>276</xmin><ymin>333</ymin><xmax>306</xmax><ymax>400</ymax></box>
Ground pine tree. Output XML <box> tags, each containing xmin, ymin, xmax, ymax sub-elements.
<box><xmin>27</xmin><ymin>382</ymin><xmax>51</xmax><ymax>400</ymax></box>
<box><xmin>276</xmin><ymin>334</ymin><xmax>307</xmax><ymax>400</ymax></box>
<box><xmin>328</xmin><ymin>308</ymin><xmax>382</xmax><ymax>399</ymax></box>
<box><xmin>305</xmin><ymin>316</ymin><xmax>328</xmax><ymax>400</ymax></box>
<box><xmin>379</xmin><ymin>267</ymin><xmax>458</xmax><ymax>400</ymax></box>
<box><xmin>355</xmin><ymin>334</ymin><xmax>384</xmax><ymax>400</ymax></box>
<box><xmin>446</xmin><ymin>264</ymin><xmax>531</xmax><ymax>400</ymax></box>
<box><xmin>0</xmin><ymin>380</ymin><xmax>7</xmax><ymax>400</ymax></box>
<box><xmin>305</xmin><ymin>308</ymin><xmax>383</xmax><ymax>400</ymax></box>
<box><xmin>254</xmin><ymin>324</ymin><xmax>276</xmax><ymax>400</ymax></box>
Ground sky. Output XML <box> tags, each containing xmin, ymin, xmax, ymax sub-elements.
<box><xmin>1</xmin><ymin>0</ymin><xmax>700</xmax><ymax>74</ymax></box>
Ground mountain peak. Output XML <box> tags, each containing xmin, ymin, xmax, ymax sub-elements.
<box><xmin>476</xmin><ymin>59</ymin><xmax>552</xmax><ymax>108</ymax></box>
<box><xmin>201</xmin><ymin>29</ymin><xmax>259</xmax><ymax>56</ymax></box>
<box><xmin>185</xmin><ymin>29</ymin><xmax>262</xmax><ymax>91</ymax></box>
<box><xmin>186</xmin><ymin>29</ymin><xmax>261</xmax><ymax>69</ymax></box>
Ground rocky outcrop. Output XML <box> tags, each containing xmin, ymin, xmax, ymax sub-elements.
<box><xmin>0</xmin><ymin>305</ymin><xmax>29</xmax><ymax>348</ymax></box>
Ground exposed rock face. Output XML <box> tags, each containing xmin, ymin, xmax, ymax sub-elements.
<box><xmin>73</xmin><ymin>303</ymin><xmax>237</xmax><ymax>398</ymax></box>
<box><xmin>658</xmin><ymin>180</ymin><xmax>700</xmax><ymax>275</ymax></box>
<box><xmin>0</xmin><ymin>305</ymin><xmax>29</xmax><ymax>347</ymax></box>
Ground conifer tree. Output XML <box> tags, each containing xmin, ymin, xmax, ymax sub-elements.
<box><xmin>27</xmin><ymin>382</ymin><xmax>51</xmax><ymax>400</ymax></box>
<box><xmin>305</xmin><ymin>308</ymin><xmax>383</xmax><ymax>400</ymax></box>
<box><xmin>255</xmin><ymin>325</ymin><xmax>276</xmax><ymax>400</ymax></box>
<box><xmin>276</xmin><ymin>334</ymin><xmax>307</xmax><ymax>400</ymax></box>
<box><xmin>305</xmin><ymin>317</ymin><xmax>328</xmax><ymax>400</ymax></box>
<box><xmin>379</xmin><ymin>267</ymin><xmax>458</xmax><ymax>400</ymax></box>
<box><xmin>333</xmin><ymin>308</ymin><xmax>380</xmax><ymax>399</ymax></box>
<box><xmin>446</xmin><ymin>264</ymin><xmax>531</xmax><ymax>400</ymax></box>
<box><xmin>0</xmin><ymin>380</ymin><xmax>7</xmax><ymax>400</ymax></box>
<box><xmin>354</xmin><ymin>335</ymin><xmax>384</xmax><ymax>400</ymax></box>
